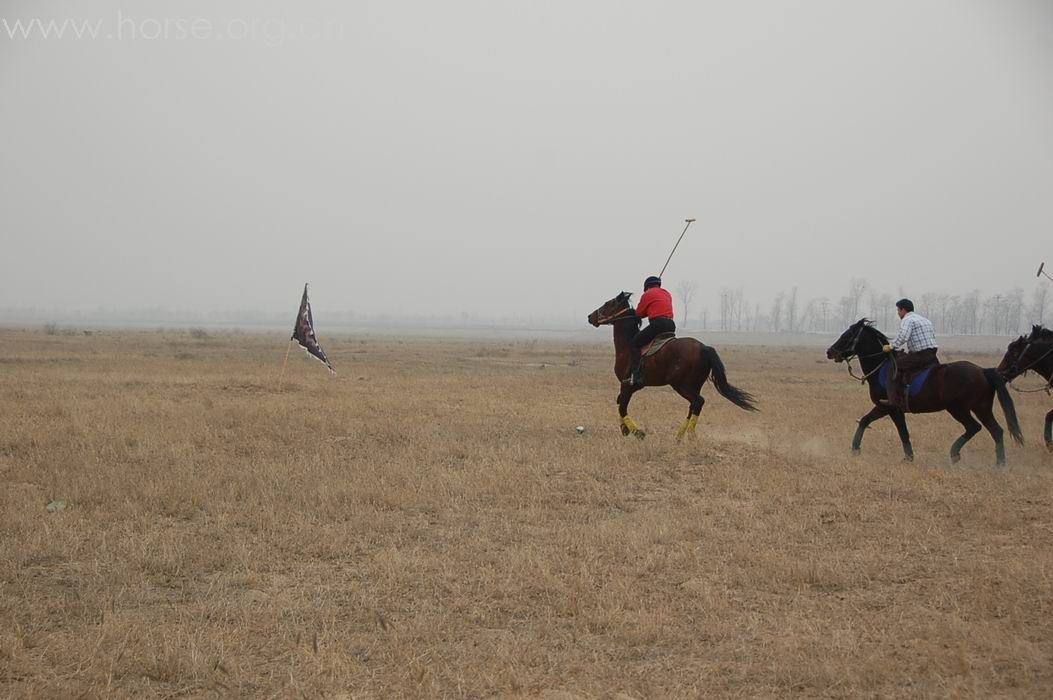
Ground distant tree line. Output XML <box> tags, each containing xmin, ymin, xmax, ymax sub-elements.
<box><xmin>674</xmin><ymin>279</ymin><xmax>1049</xmax><ymax>336</ymax></box>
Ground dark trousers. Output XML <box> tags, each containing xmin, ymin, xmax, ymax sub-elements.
<box><xmin>888</xmin><ymin>348</ymin><xmax>939</xmax><ymax>409</ymax></box>
<box><xmin>630</xmin><ymin>317</ymin><xmax>676</xmax><ymax>370</ymax></box>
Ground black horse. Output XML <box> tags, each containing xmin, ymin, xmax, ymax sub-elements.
<box><xmin>997</xmin><ymin>325</ymin><xmax>1053</xmax><ymax>450</ymax></box>
<box><xmin>827</xmin><ymin>319</ymin><xmax>1023</xmax><ymax>465</ymax></box>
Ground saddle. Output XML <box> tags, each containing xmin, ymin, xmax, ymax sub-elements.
<box><xmin>879</xmin><ymin>362</ymin><xmax>937</xmax><ymax>412</ymax></box>
<box><xmin>641</xmin><ymin>333</ymin><xmax>676</xmax><ymax>359</ymax></box>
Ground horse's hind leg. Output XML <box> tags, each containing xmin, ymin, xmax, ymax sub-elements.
<box><xmin>889</xmin><ymin>409</ymin><xmax>915</xmax><ymax>462</ymax></box>
<box><xmin>852</xmin><ymin>406</ymin><xmax>889</xmax><ymax>455</ymax></box>
<box><xmin>617</xmin><ymin>385</ymin><xmax>646</xmax><ymax>440</ymax></box>
<box><xmin>1045</xmin><ymin>408</ymin><xmax>1053</xmax><ymax>452</ymax></box>
<box><xmin>673</xmin><ymin>383</ymin><xmax>705</xmax><ymax>441</ymax></box>
<box><xmin>947</xmin><ymin>404</ymin><xmax>982</xmax><ymax>464</ymax></box>
<box><xmin>972</xmin><ymin>402</ymin><xmax>1007</xmax><ymax>466</ymax></box>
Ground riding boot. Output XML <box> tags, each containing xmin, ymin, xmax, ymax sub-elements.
<box><xmin>625</xmin><ymin>348</ymin><xmax>643</xmax><ymax>386</ymax></box>
<box><xmin>886</xmin><ymin>378</ymin><xmax>908</xmax><ymax>412</ymax></box>
<box><xmin>883</xmin><ymin>380</ymin><xmax>900</xmax><ymax>411</ymax></box>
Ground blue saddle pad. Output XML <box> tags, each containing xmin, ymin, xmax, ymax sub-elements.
<box><xmin>878</xmin><ymin>364</ymin><xmax>933</xmax><ymax>398</ymax></box>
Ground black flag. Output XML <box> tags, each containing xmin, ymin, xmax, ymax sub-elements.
<box><xmin>291</xmin><ymin>284</ymin><xmax>334</xmax><ymax>372</ymax></box>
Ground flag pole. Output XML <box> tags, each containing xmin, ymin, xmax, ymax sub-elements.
<box><xmin>277</xmin><ymin>339</ymin><xmax>292</xmax><ymax>392</ymax></box>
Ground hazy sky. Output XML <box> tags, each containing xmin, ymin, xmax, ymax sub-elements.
<box><xmin>2</xmin><ymin>0</ymin><xmax>1051</xmax><ymax>322</ymax></box>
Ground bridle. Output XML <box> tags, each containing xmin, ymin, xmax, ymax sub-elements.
<box><xmin>1006</xmin><ymin>341</ymin><xmax>1053</xmax><ymax>394</ymax></box>
<box><xmin>593</xmin><ymin>304</ymin><xmax>636</xmax><ymax>326</ymax></box>
<box><xmin>838</xmin><ymin>323</ymin><xmax>891</xmax><ymax>384</ymax></box>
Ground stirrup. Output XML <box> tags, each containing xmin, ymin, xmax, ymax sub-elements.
<box><xmin>623</xmin><ymin>370</ymin><xmax>643</xmax><ymax>386</ymax></box>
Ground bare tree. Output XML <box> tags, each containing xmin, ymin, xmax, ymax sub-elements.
<box><xmin>817</xmin><ymin>297</ymin><xmax>831</xmax><ymax>333</ymax></box>
<box><xmin>769</xmin><ymin>292</ymin><xmax>785</xmax><ymax>332</ymax></box>
<box><xmin>867</xmin><ymin>291</ymin><xmax>882</xmax><ymax>323</ymax></box>
<box><xmin>719</xmin><ymin>288</ymin><xmax>733</xmax><ymax>331</ymax></box>
<box><xmin>946</xmin><ymin>295</ymin><xmax>963</xmax><ymax>335</ymax></box>
<box><xmin>733</xmin><ymin>289</ymin><xmax>747</xmax><ymax>331</ymax></box>
<box><xmin>846</xmin><ymin>278</ymin><xmax>868</xmax><ymax>321</ymax></box>
<box><xmin>961</xmin><ymin>290</ymin><xmax>981</xmax><ymax>335</ymax></box>
<box><xmin>1007</xmin><ymin>288</ymin><xmax>1025</xmax><ymax>335</ymax></box>
<box><xmin>981</xmin><ymin>294</ymin><xmax>1005</xmax><ymax>335</ymax></box>
<box><xmin>785</xmin><ymin>286</ymin><xmax>798</xmax><ymax>333</ymax></box>
<box><xmin>879</xmin><ymin>293</ymin><xmax>895</xmax><ymax>333</ymax></box>
<box><xmin>675</xmin><ymin>281</ymin><xmax>697</xmax><ymax>329</ymax></box>
<box><xmin>935</xmin><ymin>294</ymin><xmax>951</xmax><ymax>333</ymax></box>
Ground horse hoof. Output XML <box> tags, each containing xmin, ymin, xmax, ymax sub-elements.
<box><xmin>634</xmin><ymin>430</ymin><xmax>647</xmax><ymax>441</ymax></box>
<box><xmin>902</xmin><ymin>456</ymin><xmax>914</xmax><ymax>464</ymax></box>
<box><xmin>950</xmin><ymin>454</ymin><xmax>961</xmax><ymax>465</ymax></box>
<box><xmin>851</xmin><ymin>448</ymin><xmax>861</xmax><ymax>457</ymax></box>
<box><xmin>1046</xmin><ymin>441</ymin><xmax>1053</xmax><ymax>454</ymax></box>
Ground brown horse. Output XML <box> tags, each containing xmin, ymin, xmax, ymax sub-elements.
<box><xmin>997</xmin><ymin>325</ymin><xmax>1053</xmax><ymax>450</ymax></box>
<box><xmin>587</xmin><ymin>292</ymin><xmax>757</xmax><ymax>440</ymax></box>
<box><xmin>827</xmin><ymin>319</ymin><xmax>1023</xmax><ymax>465</ymax></box>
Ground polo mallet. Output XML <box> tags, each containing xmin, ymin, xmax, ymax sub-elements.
<box><xmin>1038</xmin><ymin>262</ymin><xmax>1053</xmax><ymax>282</ymax></box>
<box><xmin>658</xmin><ymin>218</ymin><xmax>696</xmax><ymax>279</ymax></box>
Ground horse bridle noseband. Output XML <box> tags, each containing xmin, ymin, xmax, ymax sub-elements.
<box><xmin>594</xmin><ymin>305</ymin><xmax>635</xmax><ymax>325</ymax></box>
<box><xmin>841</xmin><ymin>323</ymin><xmax>891</xmax><ymax>384</ymax></box>
<box><xmin>1007</xmin><ymin>341</ymin><xmax>1053</xmax><ymax>394</ymax></box>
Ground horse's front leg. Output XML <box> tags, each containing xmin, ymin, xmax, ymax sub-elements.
<box><xmin>852</xmin><ymin>405</ymin><xmax>890</xmax><ymax>455</ymax></box>
<box><xmin>617</xmin><ymin>385</ymin><xmax>646</xmax><ymax>439</ymax></box>
<box><xmin>1045</xmin><ymin>408</ymin><xmax>1053</xmax><ymax>452</ymax></box>
<box><xmin>888</xmin><ymin>409</ymin><xmax>915</xmax><ymax>462</ymax></box>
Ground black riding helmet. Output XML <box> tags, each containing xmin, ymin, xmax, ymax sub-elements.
<box><xmin>644</xmin><ymin>276</ymin><xmax>662</xmax><ymax>290</ymax></box>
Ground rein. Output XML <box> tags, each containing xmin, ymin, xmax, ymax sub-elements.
<box><xmin>846</xmin><ymin>352</ymin><xmax>890</xmax><ymax>384</ymax></box>
<box><xmin>840</xmin><ymin>323</ymin><xmax>890</xmax><ymax>384</ymax></box>
<box><xmin>1007</xmin><ymin>343</ymin><xmax>1053</xmax><ymax>395</ymax></box>
<box><xmin>1009</xmin><ymin>380</ymin><xmax>1052</xmax><ymax>395</ymax></box>
<box><xmin>595</xmin><ymin>306</ymin><xmax>636</xmax><ymax>325</ymax></box>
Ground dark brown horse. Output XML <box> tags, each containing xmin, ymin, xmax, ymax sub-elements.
<box><xmin>587</xmin><ymin>292</ymin><xmax>757</xmax><ymax>440</ymax></box>
<box><xmin>827</xmin><ymin>319</ymin><xmax>1023</xmax><ymax>465</ymax></box>
<box><xmin>997</xmin><ymin>325</ymin><xmax>1053</xmax><ymax>450</ymax></box>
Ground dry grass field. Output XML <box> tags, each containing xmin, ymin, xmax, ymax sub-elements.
<box><xmin>1</xmin><ymin>327</ymin><xmax>1051</xmax><ymax>698</ymax></box>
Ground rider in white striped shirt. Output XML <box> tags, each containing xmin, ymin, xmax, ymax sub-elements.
<box><xmin>881</xmin><ymin>299</ymin><xmax>939</xmax><ymax>410</ymax></box>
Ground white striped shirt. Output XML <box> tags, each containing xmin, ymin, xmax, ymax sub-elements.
<box><xmin>891</xmin><ymin>312</ymin><xmax>938</xmax><ymax>353</ymax></box>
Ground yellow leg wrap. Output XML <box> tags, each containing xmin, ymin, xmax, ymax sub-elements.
<box><xmin>676</xmin><ymin>418</ymin><xmax>690</xmax><ymax>441</ymax></box>
<box><xmin>622</xmin><ymin>416</ymin><xmax>641</xmax><ymax>434</ymax></box>
<box><xmin>687</xmin><ymin>415</ymin><xmax>699</xmax><ymax>434</ymax></box>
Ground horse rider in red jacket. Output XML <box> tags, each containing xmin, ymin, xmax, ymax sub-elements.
<box><xmin>627</xmin><ymin>276</ymin><xmax>676</xmax><ymax>386</ymax></box>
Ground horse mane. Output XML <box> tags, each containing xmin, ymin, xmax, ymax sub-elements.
<box><xmin>620</xmin><ymin>309</ymin><xmax>642</xmax><ymax>341</ymax></box>
<box><xmin>860</xmin><ymin>319</ymin><xmax>889</xmax><ymax>344</ymax></box>
<box><xmin>1029</xmin><ymin>325</ymin><xmax>1053</xmax><ymax>342</ymax></box>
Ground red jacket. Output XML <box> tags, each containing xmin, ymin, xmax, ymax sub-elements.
<box><xmin>637</xmin><ymin>287</ymin><xmax>674</xmax><ymax>321</ymax></box>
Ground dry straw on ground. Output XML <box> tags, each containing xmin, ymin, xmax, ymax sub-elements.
<box><xmin>1</xmin><ymin>329</ymin><xmax>1051</xmax><ymax>697</ymax></box>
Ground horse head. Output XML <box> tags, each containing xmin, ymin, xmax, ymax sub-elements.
<box><xmin>997</xmin><ymin>336</ymin><xmax>1029</xmax><ymax>379</ymax></box>
<box><xmin>1029</xmin><ymin>325</ymin><xmax>1053</xmax><ymax>342</ymax></box>
<box><xmin>827</xmin><ymin>318</ymin><xmax>883</xmax><ymax>362</ymax></box>
<box><xmin>588</xmin><ymin>292</ymin><xmax>637</xmax><ymax>327</ymax></box>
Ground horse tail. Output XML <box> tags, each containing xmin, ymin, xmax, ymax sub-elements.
<box><xmin>985</xmin><ymin>368</ymin><xmax>1025</xmax><ymax>446</ymax></box>
<box><xmin>702</xmin><ymin>345</ymin><xmax>759</xmax><ymax>412</ymax></box>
